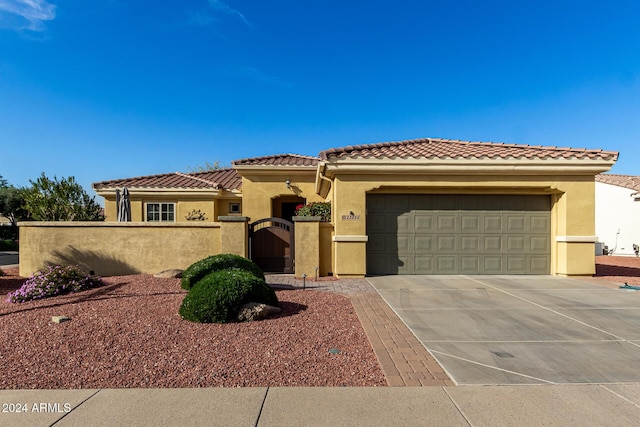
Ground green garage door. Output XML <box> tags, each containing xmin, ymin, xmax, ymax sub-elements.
<box><xmin>366</xmin><ymin>194</ymin><xmax>551</xmax><ymax>275</ymax></box>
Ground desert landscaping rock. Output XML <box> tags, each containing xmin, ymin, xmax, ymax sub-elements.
<box><xmin>0</xmin><ymin>273</ymin><xmax>385</xmax><ymax>388</ymax></box>
<box><xmin>154</xmin><ymin>269</ymin><xmax>183</xmax><ymax>278</ymax></box>
<box><xmin>236</xmin><ymin>302</ymin><xmax>282</xmax><ymax>322</ymax></box>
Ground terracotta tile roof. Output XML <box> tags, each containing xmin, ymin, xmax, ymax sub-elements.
<box><xmin>596</xmin><ymin>174</ymin><xmax>640</xmax><ymax>193</ymax></box>
<box><xmin>232</xmin><ymin>153</ymin><xmax>319</xmax><ymax>166</ymax></box>
<box><xmin>92</xmin><ymin>169</ymin><xmax>241</xmax><ymax>191</ymax></box>
<box><xmin>320</xmin><ymin>138</ymin><xmax>619</xmax><ymax>162</ymax></box>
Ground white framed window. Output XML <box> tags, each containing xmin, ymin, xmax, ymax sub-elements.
<box><xmin>229</xmin><ymin>203</ymin><xmax>241</xmax><ymax>214</ymax></box>
<box><xmin>146</xmin><ymin>203</ymin><xmax>175</xmax><ymax>222</ymax></box>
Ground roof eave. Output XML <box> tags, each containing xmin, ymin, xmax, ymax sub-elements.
<box><xmin>321</xmin><ymin>158</ymin><xmax>618</xmax><ymax>177</ymax></box>
<box><xmin>94</xmin><ymin>187</ymin><xmax>228</xmax><ymax>198</ymax></box>
<box><xmin>233</xmin><ymin>164</ymin><xmax>319</xmax><ymax>176</ymax></box>
<box><xmin>315</xmin><ymin>162</ymin><xmax>332</xmax><ymax>198</ymax></box>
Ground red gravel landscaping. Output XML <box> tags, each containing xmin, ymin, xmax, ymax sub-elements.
<box><xmin>595</xmin><ymin>255</ymin><xmax>640</xmax><ymax>286</ymax></box>
<box><xmin>2</xmin><ymin>255</ymin><xmax>639</xmax><ymax>389</ymax></box>
<box><xmin>0</xmin><ymin>272</ymin><xmax>385</xmax><ymax>389</ymax></box>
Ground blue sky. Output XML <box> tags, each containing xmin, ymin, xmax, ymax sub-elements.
<box><xmin>1</xmin><ymin>1</ymin><xmax>639</xmax><ymax>200</ymax></box>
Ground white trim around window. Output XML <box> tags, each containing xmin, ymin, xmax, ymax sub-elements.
<box><xmin>145</xmin><ymin>202</ymin><xmax>176</xmax><ymax>222</ymax></box>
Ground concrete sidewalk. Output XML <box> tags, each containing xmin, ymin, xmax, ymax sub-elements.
<box><xmin>2</xmin><ymin>385</ymin><xmax>640</xmax><ymax>426</ymax></box>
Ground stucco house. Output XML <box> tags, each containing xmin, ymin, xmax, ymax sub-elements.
<box><xmin>87</xmin><ymin>137</ymin><xmax>617</xmax><ymax>277</ymax></box>
<box><xmin>595</xmin><ymin>174</ymin><xmax>640</xmax><ymax>256</ymax></box>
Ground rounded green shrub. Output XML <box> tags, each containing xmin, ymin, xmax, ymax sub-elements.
<box><xmin>181</xmin><ymin>253</ymin><xmax>265</xmax><ymax>290</ymax></box>
<box><xmin>179</xmin><ymin>269</ymin><xmax>278</xmax><ymax>323</ymax></box>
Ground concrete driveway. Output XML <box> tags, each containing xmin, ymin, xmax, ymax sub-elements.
<box><xmin>367</xmin><ymin>275</ymin><xmax>640</xmax><ymax>385</ymax></box>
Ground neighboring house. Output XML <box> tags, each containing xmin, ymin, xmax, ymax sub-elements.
<box><xmin>91</xmin><ymin>138</ymin><xmax>618</xmax><ymax>277</ymax></box>
<box><xmin>595</xmin><ymin>174</ymin><xmax>640</xmax><ymax>256</ymax></box>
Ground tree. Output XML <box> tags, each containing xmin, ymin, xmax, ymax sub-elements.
<box><xmin>185</xmin><ymin>160</ymin><xmax>226</xmax><ymax>173</ymax></box>
<box><xmin>22</xmin><ymin>173</ymin><xmax>103</xmax><ymax>221</ymax></box>
<box><xmin>0</xmin><ymin>185</ymin><xmax>27</xmax><ymax>226</ymax></box>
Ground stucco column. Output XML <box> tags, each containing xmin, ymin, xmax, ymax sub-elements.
<box><xmin>292</xmin><ymin>216</ymin><xmax>321</xmax><ymax>278</ymax></box>
<box><xmin>332</xmin><ymin>180</ymin><xmax>368</xmax><ymax>277</ymax></box>
<box><xmin>218</xmin><ymin>216</ymin><xmax>250</xmax><ymax>258</ymax></box>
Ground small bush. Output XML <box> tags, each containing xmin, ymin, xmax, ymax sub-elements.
<box><xmin>181</xmin><ymin>253</ymin><xmax>264</xmax><ymax>290</ymax></box>
<box><xmin>0</xmin><ymin>239</ymin><xmax>18</xmax><ymax>251</ymax></box>
<box><xmin>294</xmin><ymin>201</ymin><xmax>331</xmax><ymax>222</ymax></box>
<box><xmin>179</xmin><ymin>269</ymin><xmax>278</xmax><ymax>323</ymax></box>
<box><xmin>6</xmin><ymin>264</ymin><xmax>104</xmax><ymax>303</ymax></box>
<box><xmin>0</xmin><ymin>226</ymin><xmax>18</xmax><ymax>241</ymax></box>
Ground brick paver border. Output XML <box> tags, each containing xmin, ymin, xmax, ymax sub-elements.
<box><xmin>351</xmin><ymin>292</ymin><xmax>454</xmax><ymax>387</ymax></box>
<box><xmin>267</xmin><ymin>274</ymin><xmax>454</xmax><ymax>387</ymax></box>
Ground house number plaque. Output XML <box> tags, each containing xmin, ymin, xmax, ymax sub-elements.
<box><xmin>341</xmin><ymin>214</ymin><xmax>360</xmax><ymax>220</ymax></box>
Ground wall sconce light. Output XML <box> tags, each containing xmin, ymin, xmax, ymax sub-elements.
<box><xmin>285</xmin><ymin>178</ymin><xmax>291</xmax><ymax>189</ymax></box>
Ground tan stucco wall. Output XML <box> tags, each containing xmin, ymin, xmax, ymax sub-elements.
<box><xmin>328</xmin><ymin>173</ymin><xmax>598</xmax><ymax>277</ymax></box>
<box><xmin>319</xmin><ymin>223</ymin><xmax>333</xmax><ymax>276</ymax></box>
<box><xmin>293</xmin><ymin>218</ymin><xmax>320</xmax><ymax>278</ymax></box>
<box><xmin>103</xmin><ymin>195</ymin><xmax>241</xmax><ymax>223</ymax></box>
<box><xmin>239</xmin><ymin>172</ymin><xmax>325</xmax><ymax>221</ymax></box>
<box><xmin>218</xmin><ymin>217</ymin><xmax>249</xmax><ymax>258</ymax></box>
<box><xmin>19</xmin><ymin>222</ymin><xmax>222</xmax><ymax>277</ymax></box>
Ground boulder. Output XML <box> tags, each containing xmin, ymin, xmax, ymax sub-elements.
<box><xmin>236</xmin><ymin>302</ymin><xmax>282</xmax><ymax>322</ymax></box>
<box><xmin>51</xmin><ymin>316</ymin><xmax>71</xmax><ymax>324</ymax></box>
<box><xmin>154</xmin><ymin>269</ymin><xmax>183</xmax><ymax>278</ymax></box>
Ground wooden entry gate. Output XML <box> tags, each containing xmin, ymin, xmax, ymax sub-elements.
<box><xmin>249</xmin><ymin>218</ymin><xmax>294</xmax><ymax>273</ymax></box>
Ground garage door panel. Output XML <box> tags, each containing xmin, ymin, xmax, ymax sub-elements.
<box><xmin>414</xmin><ymin>256</ymin><xmax>434</xmax><ymax>273</ymax></box>
<box><xmin>484</xmin><ymin>236</ymin><xmax>502</xmax><ymax>253</ymax></box>
<box><xmin>437</xmin><ymin>235</ymin><xmax>457</xmax><ymax>252</ymax></box>
<box><xmin>396</xmin><ymin>214</ymin><xmax>411</xmax><ymax>233</ymax></box>
<box><xmin>396</xmin><ymin>255</ymin><xmax>412</xmax><ymax>274</ymax></box>
<box><xmin>367</xmin><ymin>254</ymin><xmax>388</xmax><ymax>275</ymax></box>
<box><xmin>506</xmin><ymin>215</ymin><xmax>526</xmax><ymax>233</ymax></box>
<box><xmin>461</xmin><ymin>236</ymin><xmax>480</xmax><ymax>252</ymax></box>
<box><xmin>367</xmin><ymin>234</ymin><xmax>387</xmax><ymax>253</ymax></box>
<box><xmin>414</xmin><ymin>213</ymin><xmax>434</xmax><ymax>232</ymax></box>
<box><xmin>415</xmin><ymin>235</ymin><xmax>433</xmax><ymax>251</ymax></box>
<box><xmin>366</xmin><ymin>194</ymin><xmax>550</xmax><ymax>275</ymax></box>
<box><xmin>502</xmin><ymin>195</ymin><xmax>526</xmax><ymax>210</ymax></box>
<box><xmin>397</xmin><ymin>235</ymin><xmax>410</xmax><ymax>252</ymax></box>
<box><xmin>460</xmin><ymin>256</ymin><xmax>480</xmax><ymax>273</ymax></box>
<box><xmin>388</xmin><ymin>195</ymin><xmax>410</xmax><ymax>212</ymax></box>
<box><xmin>525</xmin><ymin>196</ymin><xmax>552</xmax><ymax>211</ymax></box>
<box><xmin>529</xmin><ymin>256</ymin><xmax>550</xmax><ymax>274</ymax></box>
<box><xmin>484</xmin><ymin>215</ymin><xmax>503</xmax><ymax>233</ymax></box>
<box><xmin>461</xmin><ymin>215</ymin><xmax>481</xmax><ymax>233</ymax></box>
<box><xmin>531</xmin><ymin>215</ymin><xmax>550</xmax><ymax>233</ymax></box>
<box><xmin>437</xmin><ymin>195</ymin><xmax>458</xmax><ymax>209</ymax></box>
<box><xmin>437</xmin><ymin>215</ymin><xmax>456</xmax><ymax>232</ymax></box>
<box><xmin>484</xmin><ymin>257</ymin><xmax>503</xmax><ymax>274</ymax></box>
<box><xmin>436</xmin><ymin>256</ymin><xmax>457</xmax><ymax>274</ymax></box>
<box><xmin>367</xmin><ymin>194</ymin><xmax>388</xmax><ymax>212</ymax></box>
<box><xmin>368</xmin><ymin>215</ymin><xmax>389</xmax><ymax>235</ymax></box>
<box><xmin>506</xmin><ymin>256</ymin><xmax>527</xmax><ymax>274</ymax></box>
<box><xmin>409</xmin><ymin>195</ymin><xmax>434</xmax><ymax>210</ymax></box>
<box><xmin>530</xmin><ymin>236</ymin><xmax>550</xmax><ymax>253</ymax></box>
<box><xmin>506</xmin><ymin>236</ymin><xmax>526</xmax><ymax>252</ymax></box>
